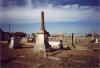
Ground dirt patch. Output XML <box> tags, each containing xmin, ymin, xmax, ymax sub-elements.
<box><xmin>0</xmin><ymin>42</ymin><xmax>100</xmax><ymax>68</ymax></box>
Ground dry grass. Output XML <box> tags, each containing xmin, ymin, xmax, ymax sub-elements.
<box><xmin>0</xmin><ymin>37</ymin><xmax>100</xmax><ymax>68</ymax></box>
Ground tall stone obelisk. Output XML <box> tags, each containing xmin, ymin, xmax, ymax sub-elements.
<box><xmin>34</xmin><ymin>11</ymin><xmax>50</xmax><ymax>55</ymax></box>
<box><xmin>39</xmin><ymin>11</ymin><xmax>49</xmax><ymax>34</ymax></box>
<box><xmin>41</xmin><ymin>11</ymin><xmax>45</xmax><ymax>30</ymax></box>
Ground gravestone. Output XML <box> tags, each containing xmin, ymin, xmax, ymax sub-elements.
<box><xmin>92</xmin><ymin>33</ymin><xmax>95</xmax><ymax>40</ymax></box>
<box><xmin>49</xmin><ymin>40</ymin><xmax>63</xmax><ymax>49</ymax></box>
<box><xmin>9</xmin><ymin>37</ymin><xmax>14</xmax><ymax>48</ymax></box>
<box><xmin>71</xmin><ymin>33</ymin><xmax>75</xmax><ymax>50</ymax></box>
<box><xmin>31</xmin><ymin>33</ymin><xmax>36</xmax><ymax>42</ymax></box>
<box><xmin>9</xmin><ymin>36</ymin><xmax>21</xmax><ymax>48</ymax></box>
<box><xmin>34</xmin><ymin>11</ymin><xmax>51</xmax><ymax>57</ymax></box>
<box><xmin>27</xmin><ymin>34</ymin><xmax>33</xmax><ymax>42</ymax></box>
<box><xmin>95</xmin><ymin>38</ymin><xmax>99</xmax><ymax>44</ymax></box>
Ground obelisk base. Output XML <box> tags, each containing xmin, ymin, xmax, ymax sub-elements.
<box><xmin>34</xmin><ymin>31</ymin><xmax>48</xmax><ymax>57</ymax></box>
<box><xmin>34</xmin><ymin>45</ymin><xmax>47</xmax><ymax>58</ymax></box>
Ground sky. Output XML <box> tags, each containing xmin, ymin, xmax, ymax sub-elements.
<box><xmin>0</xmin><ymin>0</ymin><xmax>100</xmax><ymax>35</ymax></box>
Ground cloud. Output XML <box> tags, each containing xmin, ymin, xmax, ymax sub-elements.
<box><xmin>1</xmin><ymin>2</ymin><xmax>100</xmax><ymax>23</ymax></box>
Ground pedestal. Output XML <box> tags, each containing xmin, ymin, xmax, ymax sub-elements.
<box><xmin>34</xmin><ymin>30</ymin><xmax>50</xmax><ymax>57</ymax></box>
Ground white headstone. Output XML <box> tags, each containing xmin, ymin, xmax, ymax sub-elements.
<box><xmin>92</xmin><ymin>33</ymin><xmax>94</xmax><ymax>40</ymax></box>
<box><xmin>9</xmin><ymin>37</ymin><xmax>14</xmax><ymax>48</ymax></box>
<box><xmin>95</xmin><ymin>38</ymin><xmax>99</xmax><ymax>44</ymax></box>
<box><xmin>49</xmin><ymin>41</ymin><xmax>60</xmax><ymax>49</ymax></box>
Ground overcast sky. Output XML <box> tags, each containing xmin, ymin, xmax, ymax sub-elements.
<box><xmin>0</xmin><ymin>0</ymin><xmax>100</xmax><ymax>35</ymax></box>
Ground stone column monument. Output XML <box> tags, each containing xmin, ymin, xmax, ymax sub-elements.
<box><xmin>34</xmin><ymin>11</ymin><xmax>50</xmax><ymax>57</ymax></box>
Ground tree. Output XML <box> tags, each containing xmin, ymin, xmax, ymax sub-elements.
<box><xmin>10</xmin><ymin>32</ymin><xmax>26</xmax><ymax>37</ymax></box>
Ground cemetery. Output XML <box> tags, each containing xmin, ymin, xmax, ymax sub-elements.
<box><xmin>0</xmin><ymin>11</ymin><xmax>100</xmax><ymax>68</ymax></box>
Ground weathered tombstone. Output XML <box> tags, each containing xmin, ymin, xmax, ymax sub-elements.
<box><xmin>72</xmin><ymin>33</ymin><xmax>74</xmax><ymax>45</ymax></box>
<box><xmin>49</xmin><ymin>41</ymin><xmax>60</xmax><ymax>49</ymax></box>
<box><xmin>95</xmin><ymin>38</ymin><xmax>99</xmax><ymax>44</ymax></box>
<box><xmin>9</xmin><ymin>37</ymin><xmax>14</xmax><ymax>48</ymax></box>
<box><xmin>92</xmin><ymin>33</ymin><xmax>95</xmax><ymax>40</ymax></box>
<box><xmin>31</xmin><ymin>33</ymin><xmax>35</xmax><ymax>38</ymax></box>
<box><xmin>27</xmin><ymin>34</ymin><xmax>33</xmax><ymax>42</ymax></box>
<box><xmin>34</xmin><ymin>11</ymin><xmax>51</xmax><ymax>57</ymax></box>
<box><xmin>31</xmin><ymin>33</ymin><xmax>36</xmax><ymax>42</ymax></box>
<box><xmin>59</xmin><ymin>40</ymin><xmax>63</xmax><ymax>49</ymax></box>
<box><xmin>9</xmin><ymin>36</ymin><xmax>21</xmax><ymax>48</ymax></box>
<box><xmin>71</xmin><ymin>33</ymin><xmax>75</xmax><ymax>50</ymax></box>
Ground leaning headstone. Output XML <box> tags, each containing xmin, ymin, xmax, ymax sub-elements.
<box><xmin>9</xmin><ymin>36</ymin><xmax>22</xmax><ymax>48</ymax></box>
